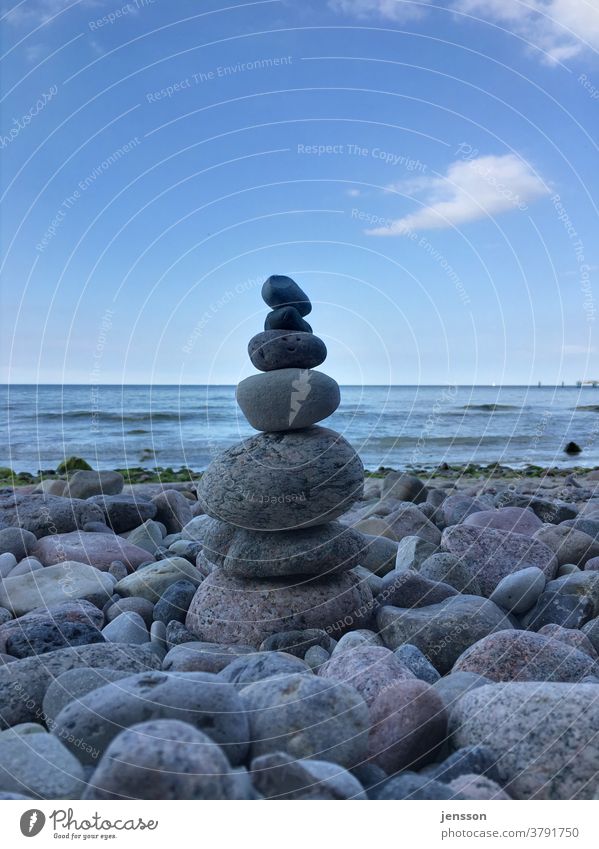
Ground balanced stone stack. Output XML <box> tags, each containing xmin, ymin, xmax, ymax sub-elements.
<box><xmin>186</xmin><ymin>276</ymin><xmax>372</xmax><ymax>647</ymax></box>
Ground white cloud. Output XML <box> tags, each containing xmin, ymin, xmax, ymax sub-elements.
<box><xmin>563</xmin><ymin>344</ymin><xmax>596</xmax><ymax>354</ymax></box>
<box><xmin>368</xmin><ymin>153</ymin><xmax>549</xmax><ymax>235</ymax></box>
<box><xmin>454</xmin><ymin>0</ymin><xmax>599</xmax><ymax>63</ymax></box>
<box><xmin>327</xmin><ymin>0</ymin><xmax>426</xmax><ymax>23</ymax></box>
<box><xmin>5</xmin><ymin>0</ymin><xmax>102</xmax><ymax>26</ymax></box>
<box><xmin>346</xmin><ymin>188</ymin><xmax>362</xmax><ymax>196</ymax></box>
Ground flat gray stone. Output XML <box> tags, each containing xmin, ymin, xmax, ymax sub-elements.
<box><xmin>489</xmin><ymin>566</ymin><xmax>547</xmax><ymax>614</ymax></box>
<box><xmin>0</xmin><ymin>643</ymin><xmax>160</xmax><ymax>729</ymax></box>
<box><xmin>196</xmin><ymin>426</ymin><xmax>364</xmax><ymax>531</ymax></box>
<box><xmin>0</xmin><ymin>492</ymin><xmax>104</xmax><ymax>538</ymax></box>
<box><xmin>32</xmin><ymin>531</ymin><xmax>151</xmax><ymax>571</ymax></box>
<box><xmin>151</xmin><ymin>490</ymin><xmax>193</xmax><ymax>534</ymax></box>
<box><xmin>102</xmin><ymin>611</ymin><xmax>149</xmax><ymax>644</ymax></box>
<box><xmin>0</xmin><ymin>562</ymin><xmax>115</xmax><ymax>617</ymax></box>
<box><xmin>42</xmin><ymin>667</ymin><xmax>132</xmax><ymax>726</ymax></box>
<box><xmin>0</xmin><ymin>732</ymin><xmax>84</xmax><ymax>798</ymax></box>
<box><xmin>0</xmin><ymin>527</ymin><xmax>37</xmax><ymax>560</ymax></box>
<box><xmin>115</xmin><ymin>557</ymin><xmax>201</xmax><ymax>603</ymax></box>
<box><xmin>248</xmin><ymin>330</ymin><xmax>326</xmax><ymax>372</ymax></box>
<box><xmin>250</xmin><ymin>752</ymin><xmax>366</xmax><ymax>799</ymax></box>
<box><xmin>65</xmin><ymin>470</ymin><xmax>124</xmax><ymax>499</ymax></box>
<box><xmin>163</xmin><ymin>642</ymin><xmax>255</xmax><ymax>673</ymax></box>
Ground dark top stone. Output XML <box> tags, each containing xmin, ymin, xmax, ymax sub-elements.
<box><xmin>265</xmin><ymin>307</ymin><xmax>312</xmax><ymax>333</ymax></box>
<box><xmin>262</xmin><ymin>275</ymin><xmax>311</xmax><ymax>316</ymax></box>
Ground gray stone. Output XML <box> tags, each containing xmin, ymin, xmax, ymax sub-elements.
<box><xmin>370</xmin><ymin>772</ymin><xmax>463</xmax><ymax>800</ymax></box>
<box><xmin>319</xmin><ymin>644</ymin><xmax>416</xmax><ymax>706</ymax></box>
<box><xmin>0</xmin><ymin>492</ymin><xmax>105</xmax><ymax>538</ymax></box>
<box><xmin>0</xmin><ymin>562</ymin><xmax>115</xmax><ymax>617</ymax></box>
<box><xmin>180</xmin><ymin>514</ymin><xmax>217</xmax><ymax>542</ymax></box>
<box><xmin>259</xmin><ymin>629</ymin><xmax>336</xmax><ymax>657</ymax></box>
<box><xmin>520</xmin><ymin>590</ymin><xmax>593</xmax><ymax>630</ymax></box>
<box><xmin>0</xmin><ymin>552</ymin><xmax>16</xmax><ymax>578</ymax></box>
<box><xmin>151</xmin><ymin>490</ymin><xmax>193</xmax><ymax>534</ymax></box>
<box><xmin>0</xmin><ymin>607</ymin><xmax>12</xmax><ymax>626</ymax></box>
<box><xmin>495</xmin><ymin>492</ymin><xmax>577</xmax><ymax>524</ymax></box>
<box><xmin>545</xmin><ymin>571</ymin><xmax>599</xmax><ymax>615</ymax></box>
<box><xmin>582</xmin><ymin>616</ymin><xmax>599</xmax><ymax>654</ymax></box>
<box><xmin>368</xmin><ymin>679</ymin><xmax>447</xmax><ymax>773</ymax></box>
<box><xmin>449</xmin><ymin>682</ymin><xmax>599</xmax><ymax>799</ymax></box>
<box><xmin>153</xmin><ymin>580</ymin><xmax>197</xmax><ymax>624</ymax></box>
<box><xmin>332</xmin><ymin>629</ymin><xmax>383</xmax><ymax>653</ymax></box>
<box><xmin>105</xmin><ymin>597</ymin><xmax>154</xmax><ymax>627</ymax></box>
<box><xmin>84</xmin><ymin>719</ymin><xmax>236</xmax><ymax>799</ymax></box>
<box><xmin>356</xmin><ymin>533</ymin><xmax>398</xmax><ymax>575</ymax></box>
<box><xmin>237</xmin><ymin>368</ymin><xmax>340</xmax><ymax>432</ymax></box>
<box><xmin>381</xmin><ymin>472</ymin><xmax>428</xmax><ymax>504</ymax></box>
<box><xmin>0</xmin><ymin>732</ymin><xmax>84</xmax><ymax>798</ymax></box>
<box><xmin>115</xmin><ymin>557</ymin><xmax>201</xmax><ymax>603</ymax></box>
<box><xmin>0</xmin><ymin>600</ymin><xmax>105</xmax><ymax>658</ymax></box>
<box><xmin>428</xmin><ymin>744</ymin><xmax>502</xmax><ymax>785</ymax></box>
<box><xmin>0</xmin><ymin>527</ymin><xmax>37</xmax><ymax>560</ymax></box>
<box><xmin>448</xmin><ymin>774</ymin><xmax>511</xmax><ymax>799</ymax></box>
<box><xmin>163</xmin><ymin>642</ymin><xmax>255</xmax><ymax>673</ymax></box>
<box><xmin>489</xmin><ymin>566</ymin><xmax>547</xmax><ymax>614</ymax></box>
<box><xmin>42</xmin><ymin>667</ymin><xmax>132</xmax><ymax>726</ymax></box>
<box><xmin>441</xmin><ymin>525</ymin><xmax>558</xmax><ymax>596</ymax></box>
<box><xmin>265</xmin><ymin>306</ymin><xmax>312</xmax><ymax>333</ymax></box>
<box><xmin>463</xmin><ymin>506</ymin><xmax>542</xmax><ymax>536</ymax></box>
<box><xmin>385</xmin><ymin>504</ymin><xmax>442</xmax><ymax>545</ymax></box>
<box><xmin>65</xmin><ymin>470</ymin><xmax>124</xmax><ymax>499</ymax></box>
<box><xmin>443</xmin><ymin>494</ymin><xmax>489</xmax><ymax>526</ymax></box>
<box><xmin>102</xmin><ymin>611</ymin><xmax>149</xmax><ymax>644</ymax></box>
<box><xmin>453</xmin><ymin>630</ymin><xmax>598</xmax><ymax>682</ymax></box>
<box><xmin>0</xmin><ymin>643</ymin><xmax>160</xmax><ymax>729</ymax></box>
<box><xmin>395</xmin><ymin>644</ymin><xmax>441</xmax><ymax>684</ymax></box>
<box><xmin>377</xmin><ymin>568</ymin><xmax>457</xmax><ymax>610</ymax></box>
<box><xmin>248</xmin><ymin>330</ymin><xmax>326</xmax><ymax>372</ymax></box>
<box><xmin>165</xmin><ymin>621</ymin><xmax>196</xmax><ymax>649</ymax></box>
<box><xmin>149</xmin><ymin>620</ymin><xmax>166</xmax><ymax>653</ymax></box>
<box><xmin>32</xmin><ymin>531</ymin><xmax>152</xmax><ymax>571</ymax></box>
<box><xmin>87</xmin><ymin>494</ymin><xmax>157</xmax><ymax>533</ymax></box>
<box><xmin>432</xmin><ymin>671</ymin><xmax>494</xmax><ymax>710</ymax></box>
<box><xmin>533</xmin><ymin>524</ymin><xmax>599</xmax><ymax>567</ymax></box>
<box><xmin>395</xmin><ymin>536</ymin><xmax>438</xmax><ymax>571</ymax></box>
<box><xmin>241</xmin><ymin>673</ymin><xmax>369</xmax><ymax>767</ymax></box>
<box><xmin>220</xmin><ymin>521</ymin><xmax>363</xmax><ymax>578</ymax></box>
<box><xmin>250</xmin><ymin>752</ymin><xmax>366</xmax><ymax>800</ymax></box>
<box><xmin>219</xmin><ymin>651</ymin><xmax>309</xmax><ymax>686</ymax></box>
<box><xmin>186</xmin><ymin>568</ymin><xmax>372</xmax><ymax>647</ymax></box>
<box><xmin>8</xmin><ymin>557</ymin><xmax>42</xmax><ymax>576</ymax></box>
<box><xmin>262</xmin><ymin>274</ymin><xmax>311</xmax><ymax>315</ymax></box>
<box><xmin>537</xmin><ymin>624</ymin><xmax>598</xmax><ymax>658</ymax></box>
<box><xmin>126</xmin><ymin>520</ymin><xmax>164</xmax><ymax>555</ymax></box>
<box><xmin>304</xmin><ymin>645</ymin><xmax>330</xmax><ymax>670</ymax></box>
<box><xmin>52</xmin><ymin>670</ymin><xmax>249</xmax><ymax>766</ymax></box>
<box><xmin>419</xmin><ymin>552</ymin><xmax>482</xmax><ymax>595</ymax></box>
<box><xmin>377</xmin><ymin>595</ymin><xmax>513</xmax><ymax>674</ymax></box>
<box><xmin>196</xmin><ymin>426</ymin><xmax>364</xmax><ymax>531</ymax></box>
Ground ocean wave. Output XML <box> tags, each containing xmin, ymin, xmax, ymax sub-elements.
<box><xmin>39</xmin><ymin>410</ymin><xmax>197</xmax><ymax>422</ymax></box>
<box><xmin>362</xmin><ymin>434</ymin><xmax>531</xmax><ymax>448</ymax></box>
<box><xmin>575</xmin><ymin>405</ymin><xmax>599</xmax><ymax>412</ymax></box>
<box><xmin>460</xmin><ymin>404</ymin><xmax>521</xmax><ymax>411</ymax></box>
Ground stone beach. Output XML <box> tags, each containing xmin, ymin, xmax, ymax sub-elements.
<box><xmin>1</xmin><ymin>276</ymin><xmax>599</xmax><ymax>800</ymax></box>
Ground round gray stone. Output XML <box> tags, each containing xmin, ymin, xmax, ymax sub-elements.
<box><xmin>236</xmin><ymin>368</ymin><xmax>340</xmax><ymax>432</ymax></box>
<box><xmin>262</xmin><ymin>274</ymin><xmax>311</xmax><ymax>316</ymax></box>
<box><xmin>42</xmin><ymin>666</ymin><xmax>132</xmax><ymax>725</ymax></box>
<box><xmin>240</xmin><ymin>672</ymin><xmax>369</xmax><ymax>767</ymax></box>
<box><xmin>196</xmin><ymin>426</ymin><xmax>364</xmax><ymax>531</ymax></box>
<box><xmin>84</xmin><ymin>719</ymin><xmax>236</xmax><ymax>799</ymax></box>
<box><xmin>489</xmin><ymin>566</ymin><xmax>547</xmax><ymax>613</ymax></box>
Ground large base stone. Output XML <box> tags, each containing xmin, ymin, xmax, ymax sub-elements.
<box><xmin>185</xmin><ymin>568</ymin><xmax>373</xmax><ymax>647</ymax></box>
<box><xmin>196</xmin><ymin>426</ymin><xmax>364</xmax><ymax>531</ymax></box>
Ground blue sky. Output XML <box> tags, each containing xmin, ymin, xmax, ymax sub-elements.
<box><xmin>1</xmin><ymin>0</ymin><xmax>597</xmax><ymax>385</ymax></box>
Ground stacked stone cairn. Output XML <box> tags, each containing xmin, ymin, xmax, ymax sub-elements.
<box><xmin>187</xmin><ymin>275</ymin><xmax>373</xmax><ymax>647</ymax></box>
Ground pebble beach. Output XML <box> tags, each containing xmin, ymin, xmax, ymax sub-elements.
<box><xmin>1</xmin><ymin>277</ymin><xmax>598</xmax><ymax>801</ymax></box>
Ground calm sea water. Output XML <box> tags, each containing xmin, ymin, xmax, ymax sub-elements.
<box><xmin>1</xmin><ymin>384</ymin><xmax>599</xmax><ymax>473</ymax></box>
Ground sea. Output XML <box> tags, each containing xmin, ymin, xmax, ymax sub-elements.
<box><xmin>1</xmin><ymin>384</ymin><xmax>599</xmax><ymax>474</ymax></box>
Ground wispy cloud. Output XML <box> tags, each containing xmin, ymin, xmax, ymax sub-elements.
<box><xmin>328</xmin><ymin>0</ymin><xmax>427</xmax><ymax>23</ymax></box>
<box><xmin>454</xmin><ymin>1</ymin><xmax>599</xmax><ymax>63</ymax></box>
<box><xmin>563</xmin><ymin>344</ymin><xmax>596</xmax><ymax>354</ymax></box>
<box><xmin>4</xmin><ymin>0</ymin><xmax>102</xmax><ymax>26</ymax></box>
<box><xmin>367</xmin><ymin>153</ymin><xmax>550</xmax><ymax>235</ymax></box>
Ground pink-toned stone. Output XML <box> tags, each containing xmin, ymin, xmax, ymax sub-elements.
<box><xmin>368</xmin><ymin>679</ymin><xmax>447</xmax><ymax>773</ymax></box>
<box><xmin>464</xmin><ymin>507</ymin><xmax>542</xmax><ymax>537</ymax></box>
<box><xmin>318</xmin><ymin>645</ymin><xmax>415</xmax><ymax>706</ymax></box>
<box><xmin>32</xmin><ymin>531</ymin><xmax>153</xmax><ymax>572</ymax></box>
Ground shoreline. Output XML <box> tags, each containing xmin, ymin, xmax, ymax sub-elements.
<box><xmin>2</xmin><ymin>458</ymin><xmax>598</xmax><ymax>488</ymax></box>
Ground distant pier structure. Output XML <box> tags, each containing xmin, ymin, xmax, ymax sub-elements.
<box><xmin>577</xmin><ymin>380</ymin><xmax>599</xmax><ymax>387</ymax></box>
